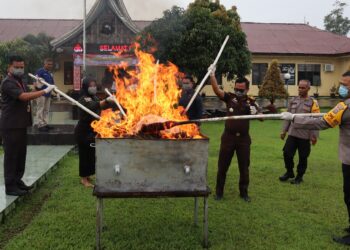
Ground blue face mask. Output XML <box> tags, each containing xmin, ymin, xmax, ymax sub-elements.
<box><xmin>339</xmin><ymin>84</ymin><xmax>349</xmax><ymax>98</ymax></box>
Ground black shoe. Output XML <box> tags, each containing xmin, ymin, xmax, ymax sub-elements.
<box><xmin>38</xmin><ymin>126</ymin><xmax>50</xmax><ymax>132</ymax></box>
<box><xmin>240</xmin><ymin>195</ymin><xmax>251</xmax><ymax>202</ymax></box>
<box><xmin>214</xmin><ymin>195</ymin><xmax>223</xmax><ymax>201</ymax></box>
<box><xmin>279</xmin><ymin>172</ymin><xmax>295</xmax><ymax>182</ymax></box>
<box><xmin>17</xmin><ymin>180</ymin><xmax>33</xmax><ymax>191</ymax></box>
<box><xmin>291</xmin><ymin>176</ymin><xmax>303</xmax><ymax>185</ymax></box>
<box><xmin>5</xmin><ymin>188</ymin><xmax>28</xmax><ymax>196</ymax></box>
<box><xmin>344</xmin><ymin>227</ymin><xmax>350</xmax><ymax>233</ymax></box>
<box><xmin>46</xmin><ymin>125</ymin><xmax>54</xmax><ymax>130</ymax></box>
<box><xmin>333</xmin><ymin>234</ymin><xmax>350</xmax><ymax>245</ymax></box>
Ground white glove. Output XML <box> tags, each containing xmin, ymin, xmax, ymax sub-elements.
<box><xmin>208</xmin><ymin>64</ymin><xmax>216</xmax><ymax>76</ymax></box>
<box><xmin>43</xmin><ymin>85</ymin><xmax>55</xmax><ymax>94</ymax></box>
<box><xmin>250</xmin><ymin>106</ymin><xmax>258</xmax><ymax>115</ymax></box>
<box><xmin>34</xmin><ymin>78</ymin><xmax>43</xmax><ymax>89</ymax></box>
<box><xmin>281</xmin><ymin>112</ymin><xmax>295</xmax><ymax>121</ymax></box>
<box><xmin>105</xmin><ymin>96</ymin><xmax>115</xmax><ymax>103</ymax></box>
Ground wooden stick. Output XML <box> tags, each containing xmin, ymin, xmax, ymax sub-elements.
<box><xmin>185</xmin><ymin>35</ymin><xmax>230</xmax><ymax>112</ymax></box>
<box><xmin>29</xmin><ymin>73</ymin><xmax>101</xmax><ymax>119</ymax></box>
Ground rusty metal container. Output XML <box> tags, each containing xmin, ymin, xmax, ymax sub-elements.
<box><xmin>95</xmin><ymin>137</ymin><xmax>209</xmax><ymax>192</ymax></box>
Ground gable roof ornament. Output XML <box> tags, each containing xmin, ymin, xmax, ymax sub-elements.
<box><xmin>51</xmin><ymin>0</ymin><xmax>140</xmax><ymax>49</ymax></box>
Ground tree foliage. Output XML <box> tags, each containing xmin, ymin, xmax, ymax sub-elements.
<box><xmin>324</xmin><ymin>0</ymin><xmax>350</xmax><ymax>36</ymax></box>
<box><xmin>0</xmin><ymin>33</ymin><xmax>54</xmax><ymax>81</ymax></box>
<box><xmin>258</xmin><ymin>60</ymin><xmax>288</xmax><ymax>104</ymax></box>
<box><xmin>139</xmin><ymin>0</ymin><xmax>251</xmax><ymax>82</ymax></box>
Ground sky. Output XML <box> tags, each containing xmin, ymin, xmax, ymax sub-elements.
<box><xmin>0</xmin><ymin>0</ymin><xmax>349</xmax><ymax>30</ymax></box>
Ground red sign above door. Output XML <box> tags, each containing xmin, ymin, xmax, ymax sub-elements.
<box><xmin>99</xmin><ymin>44</ymin><xmax>132</xmax><ymax>52</ymax></box>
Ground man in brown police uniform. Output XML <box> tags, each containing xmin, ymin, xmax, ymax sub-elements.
<box><xmin>208</xmin><ymin>65</ymin><xmax>261</xmax><ymax>202</ymax></box>
<box><xmin>279</xmin><ymin>79</ymin><xmax>320</xmax><ymax>184</ymax></box>
<box><xmin>281</xmin><ymin>71</ymin><xmax>350</xmax><ymax>246</ymax></box>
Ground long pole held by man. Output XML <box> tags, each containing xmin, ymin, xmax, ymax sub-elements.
<box><xmin>280</xmin><ymin>71</ymin><xmax>350</xmax><ymax>246</ymax></box>
<box><xmin>0</xmin><ymin>56</ymin><xmax>55</xmax><ymax>196</ymax></box>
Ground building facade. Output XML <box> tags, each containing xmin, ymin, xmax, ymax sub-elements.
<box><xmin>1</xmin><ymin>1</ymin><xmax>350</xmax><ymax>97</ymax></box>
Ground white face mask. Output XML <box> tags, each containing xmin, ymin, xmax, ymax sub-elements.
<box><xmin>12</xmin><ymin>68</ymin><xmax>24</xmax><ymax>77</ymax></box>
<box><xmin>88</xmin><ymin>87</ymin><xmax>97</xmax><ymax>95</ymax></box>
<box><xmin>182</xmin><ymin>84</ymin><xmax>192</xmax><ymax>90</ymax></box>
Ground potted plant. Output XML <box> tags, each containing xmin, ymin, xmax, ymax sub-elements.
<box><xmin>330</xmin><ymin>84</ymin><xmax>337</xmax><ymax>98</ymax></box>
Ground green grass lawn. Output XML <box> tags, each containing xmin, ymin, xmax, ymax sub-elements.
<box><xmin>1</xmin><ymin>121</ymin><xmax>348</xmax><ymax>249</ymax></box>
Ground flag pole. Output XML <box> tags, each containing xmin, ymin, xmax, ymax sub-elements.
<box><xmin>83</xmin><ymin>0</ymin><xmax>87</xmax><ymax>76</ymax></box>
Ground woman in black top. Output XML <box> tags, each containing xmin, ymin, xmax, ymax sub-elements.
<box><xmin>74</xmin><ymin>77</ymin><xmax>113</xmax><ymax>187</ymax></box>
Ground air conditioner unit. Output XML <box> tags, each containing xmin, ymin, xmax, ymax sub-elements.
<box><xmin>324</xmin><ymin>64</ymin><xmax>334</xmax><ymax>72</ymax></box>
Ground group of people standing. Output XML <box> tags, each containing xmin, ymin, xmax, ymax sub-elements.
<box><xmin>208</xmin><ymin>64</ymin><xmax>350</xmax><ymax>246</ymax></box>
<box><xmin>1</xmin><ymin>54</ymin><xmax>350</xmax><ymax>245</ymax></box>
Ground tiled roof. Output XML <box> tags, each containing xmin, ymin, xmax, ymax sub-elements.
<box><xmin>241</xmin><ymin>22</ymin><xmax>350</xmax><ymax>55</ymax></box>
<box><xmin>1</xmin><ymin>19</ymin><xmax>350</xmax><ymax>55</ymax></box>
<box><xmin>0</xmin><ymin>19</ymin><xmax>81</xmax><ymax>41</ymax></box>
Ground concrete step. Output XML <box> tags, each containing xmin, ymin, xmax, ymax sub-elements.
<box><xmin>27</xmin><ymin>125</ymin><xmax>76</xmax><ymax>145</ymax></box>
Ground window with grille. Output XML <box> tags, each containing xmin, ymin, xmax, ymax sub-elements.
<box><xmin>252</xmin><ymin>63</ymin><xmax>268</xmax><ymax>85</ymax></box>
<box><xmin>297</xmin><ymin>64</ymin><xmax>321</xmax><ymax>86</ymax></box>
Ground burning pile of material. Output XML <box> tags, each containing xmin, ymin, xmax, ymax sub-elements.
<box><xmin>91</xmin><ymin>44</ymin><xmax>202</xmax><ymax>139</ymax></box>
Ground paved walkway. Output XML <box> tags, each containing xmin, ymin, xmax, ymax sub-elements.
<box><xmin>0</xmin><ymin>145</ymin><xmax>74</xmax><ymax>219</ymax></box>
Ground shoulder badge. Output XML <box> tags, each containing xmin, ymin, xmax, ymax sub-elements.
<box><xmin>323</xmin><ymin>102</ymin><xmax>347</xmax><ymax>127</ymax></box>
<box><xmin>311</xmin><ymin>98</ymin><xmax>320</xmax><ymax>113</ymax></box>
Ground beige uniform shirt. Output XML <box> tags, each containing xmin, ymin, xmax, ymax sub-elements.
<box><xmin>282</xmin><ymin>96</ymin><xmax>320</xmax><ymax>140</ymax></box>
<box><xmin>293</xmin><ymin>99</ymin><xmax>350</xmax><ymax>165</ymax></box>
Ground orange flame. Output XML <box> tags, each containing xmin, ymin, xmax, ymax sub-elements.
<box><xmin>91</xmin><ymin>43</ymin><xmax>202</xmax><ymax>139</ymax></box>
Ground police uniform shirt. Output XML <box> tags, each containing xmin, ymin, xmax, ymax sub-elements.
<box><xmin>0</xmin><ymin>75</ymin><xmax>32</xmax><ymax>129</ymax></box>
<box><xmin>221</xmin><ymin>92</ymin><xmax>260</xmax><ymax>136</ymax></box>
<box><xmin>282</xmin><ymin>96</ymin><xmax>319</xmax><ymax>140</ymax></box>
<box><xmin>293</xmin><ymin>98</ymin><xmax>350</xmax><ymax>165</ymax></box>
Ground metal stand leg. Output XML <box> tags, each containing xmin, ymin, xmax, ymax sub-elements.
<box><xmin>96</xmin><ymin>198</ymin><xmax>103</xmax><ymax>250</ymax></box>
<box><xmin>194</xmin><ymin>197</ymin><xmax>198</xmax><ymax>226</ymax></box>
<box><xmin>203</xmin><ymin>196</ymin><xmax>208</xmax><ymax>248</ymax></box>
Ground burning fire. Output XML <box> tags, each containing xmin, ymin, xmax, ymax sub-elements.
<box><xmin>91</xmin><ymin>43</ymin><xmax>202</xmax><ymax>139</ymax></box>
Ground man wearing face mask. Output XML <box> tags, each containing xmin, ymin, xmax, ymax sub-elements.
<box><xmin>281</xmin><ymin>71</ymin><xmax>350</xmax><ymax>246</ymax></box>
<box><xmin>279</xmin><ymin>80</ymin><xmax>320</xmax><ymax>184</ymax></box>
<box><xmin>208</xmin><ymin>64</ymin><xmax>262</xmax><ymax>202</ymax></box>
<box><xmin>34</xmin><ymin>58</ymin><xmax>55</xmax><ymax>132</ymax></box>
<box><xmin>179</xmin><ymin>74</ymin><xmax>203</xmax><ymax>120</ymax></box>
<box><xmin>0</xmin><ymin>55</ymin><xmax>55</xmax><ymax>196</ymax></box>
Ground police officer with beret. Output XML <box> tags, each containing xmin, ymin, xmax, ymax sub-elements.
<box><xmin>208</xmin><ymin>65</ymin><xmax>261</xmax><ymax>202</ymax></box>
<box><xmin>0</xmin><ymin>55</ymin><xmax>55</xmax><ymax>196</ymax></box>
<box><xmin>279</xmin><ymin>79</ymin><xmax>320</xmax><ymax>184</ymax></box>
<box><xmin>281</xmin><ymin>71</ymin><xmax>350</xmax><ymax>245</ymax></box>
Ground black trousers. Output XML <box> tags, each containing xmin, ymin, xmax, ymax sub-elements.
<box><xmin>2</xmin><ymin>128</ymin><xmax>27</xmax><ymax>190</ymax></box>
<box><xmin>283</xmin><ymin>135</ymin><xmax>311</xmax><ymax>176</ymax></box>
<box><xmin>77</xmin><ymin>142</ymin><xmax>95</xmax><ymax>178</ymax></box>
<box><xmin>342</xmin><ymin>164</ymin><xmax>350</xmax><ymax>225</ymax></box>
<box><xmin>216</xmin><ymin>132</ymin><xmax>251</xmax><ymax>197</ymax></box>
